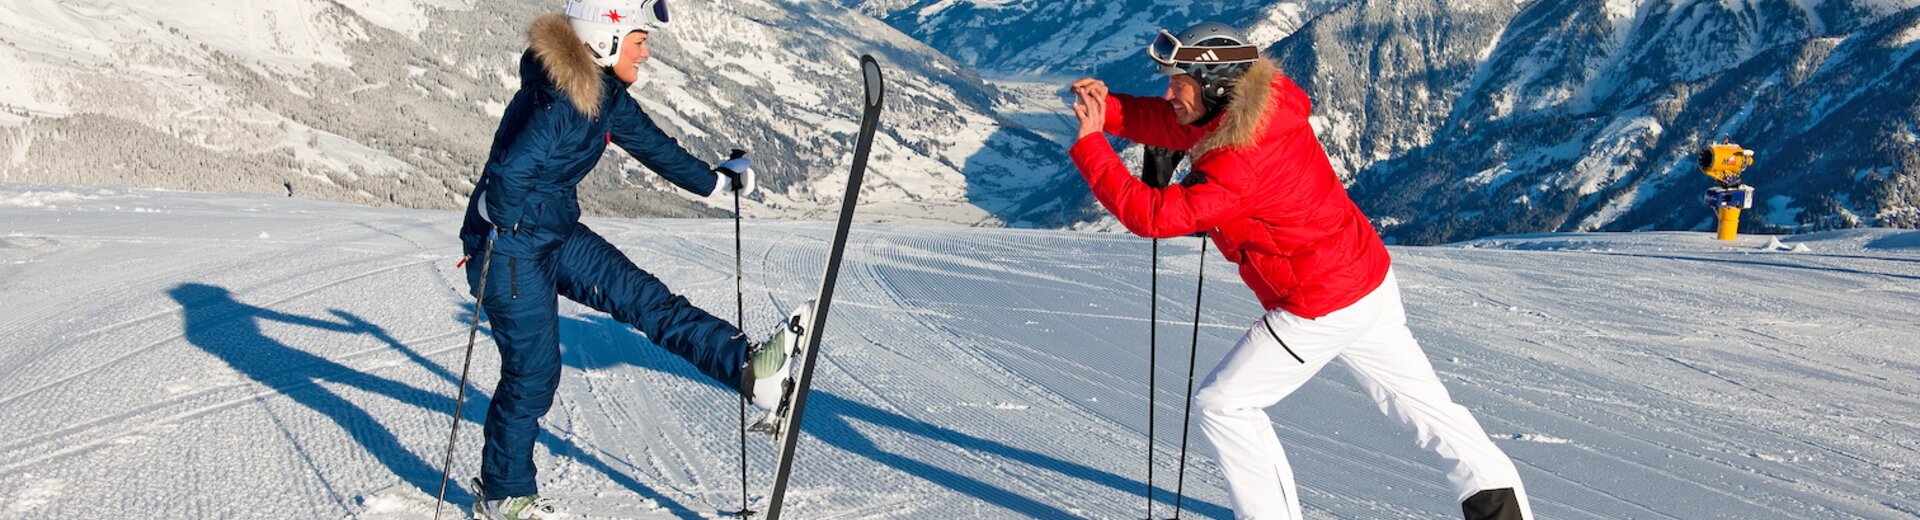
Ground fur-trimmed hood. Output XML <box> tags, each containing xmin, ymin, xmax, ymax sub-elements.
<box><xmin>526</xmin><ymin>13</ymin><xmax>609</xmax><ymax>119</ymax></box>
<box><xmin>1191</xmin><ymin>58</ymin><xmax>1281</xmax><ymax>158</ymax></box>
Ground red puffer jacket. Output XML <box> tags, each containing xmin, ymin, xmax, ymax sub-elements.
<box><xmin>1068</xmin><ymin>59</ymin><xmax>1391</xmax><ymax>319</ymax></box>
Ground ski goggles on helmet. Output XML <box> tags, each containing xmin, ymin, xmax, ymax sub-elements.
<box><xmin>643</xmin><ymin>0</ymin><xmax>670</xmax><ymax>27</ymax></box>
<box><xmin>1147</xmin><ymin>29</ymin><xmax>1260</xmax><ymax>69</ymax></box>
<box><xmin>565</xmin><ymin>0</ymin><xmax>671</xmax><ymax>32</ymax></box>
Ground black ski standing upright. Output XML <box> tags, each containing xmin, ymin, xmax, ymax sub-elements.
<box><xmin>761</xmin><ymin>54</ymin><xmax>885</xmax><ymax>520</ymax></box>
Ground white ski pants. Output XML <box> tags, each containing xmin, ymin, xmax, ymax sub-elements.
<box><xmin>1194</xmin><ymin>270</ymin><xmax>1531</xmax><ymax>519</ymax></box>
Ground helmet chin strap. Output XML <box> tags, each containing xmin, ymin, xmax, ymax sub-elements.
<box><xmin>1190</xmin><ymin>105</ymin><xmax>1222</xmax><ymax>127</ymax></box>
<box><xmin>1189</xmin><ymin>86</ymin><xmax>1233</xmax><ymax>127</ymax></box>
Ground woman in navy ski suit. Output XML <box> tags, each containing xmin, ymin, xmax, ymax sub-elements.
<box><xmin>457</xmin><ymin>10</ymin><xmax>752</xmax><ymax>505</ymax></box>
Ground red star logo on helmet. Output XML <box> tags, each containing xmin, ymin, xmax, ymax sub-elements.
<box><xmin>605</xmin><ymin>10</ymin><xmax>624</xmax><ymax>23</ymax></box>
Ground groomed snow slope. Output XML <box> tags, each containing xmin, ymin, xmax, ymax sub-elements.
<box><xmin>1</xmin><ymin>184</ymin><xmax>1916</xmax><ymax>519</ymax></box>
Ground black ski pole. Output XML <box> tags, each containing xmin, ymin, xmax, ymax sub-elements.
<box><xmin>728</xmin><ymin>149</ymin><xmax>754</xmax><ymax>519</ymax></box>
<box><xmin>434</xmin><ymin>229</ymin><xmax>495</xmax><ymax>520</ymax></box>
<box><xmin>1147</xmin><ymin>237</ymin><xmax>1159</xmax><ymax>519</ymax></box>
<box><xmin>1172</xmin><ymin>238</ymin><xmax>1208</xmax><ymax>519</ymax></box>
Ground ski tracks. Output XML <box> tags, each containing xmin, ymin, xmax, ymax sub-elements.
<box><xmin>856</xmin><ymin>229</ymin><xmax>1237</xmax><ymax>517</ymax></box>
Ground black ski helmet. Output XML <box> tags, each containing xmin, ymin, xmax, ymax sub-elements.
<box><xmin>1148</xmin><ymin>22</ymin><xmax>1258</xmax><ymax>107</ymax></box>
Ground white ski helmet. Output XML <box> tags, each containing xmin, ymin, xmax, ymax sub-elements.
<box><xmin>564</xmin><ymin>0</ymin><xmax>671</xmax><ymax>67</ymax></box>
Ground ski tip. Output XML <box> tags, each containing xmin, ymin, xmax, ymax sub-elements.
<box><xmin>859</xmin><ymin>55</ymin><xmax>884</xmax><ymax>108</ymax></box>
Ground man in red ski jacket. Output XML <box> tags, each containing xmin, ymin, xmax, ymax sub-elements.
<box><xmin>1068</xmin><ymin>22</ymin><xmax>1533</xmax><ymax>520</ymax></box>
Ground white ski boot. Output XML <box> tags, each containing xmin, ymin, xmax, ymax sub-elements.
<box><xmin>470</xmin><ymin>478</ymin><xmax>563</xmax><ymax>520</ymax></box>
<box><xmin>746</xmin><ymin>300</ymin><xmax>814</xmax><ymax>435</ymax></box>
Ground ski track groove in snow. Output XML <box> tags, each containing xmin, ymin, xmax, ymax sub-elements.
<box><xmin>1497</xmin><ymin>380</ymin><xmax>1797</xmax><ymax>519</ymax></box>
<box><xmin>840</xmin><ymin>236</ymin><xmax>1095</xmax><ymax>516</ymax></box>
<box><xmin>1395</xmin><ymin>246</ymin><xmax>1918</xmax><ymax>517</ymax></box>
<box><xmin>0</xmin><ymin>227</ymin><xmax>370</xmax><ymax>352</ymax></box>
<box><xmin>1464</xmin><ymin>251</ymin><xmax>1920</xmax><ymax>480</ymax></box>
<box><xmin>860</xmin><ymin>229</ymin><xmax>1243</xmax><ymax>516</ymax></box>
<box><xmin>0</xmin><ymin>257</ymin><xmax>440</xmax><ymax>410</ymax></box>
<box><xmin>0</xmin><ymin>324</ymin><xmax>476</xmax><ymax>473</ymax></box>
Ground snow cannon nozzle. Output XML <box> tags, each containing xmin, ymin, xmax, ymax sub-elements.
<box><xmin>1697</xmin><ymin>141</ymin><xmax>1756</xmax><ymax>188</ymax></box>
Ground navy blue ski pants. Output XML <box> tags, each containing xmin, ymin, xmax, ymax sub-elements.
<box><xmin>466</xmin><ymin>223</ymin><xmax>747</xmax><ymax>499</ymax></box>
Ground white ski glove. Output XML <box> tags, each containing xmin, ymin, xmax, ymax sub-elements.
<box><xmin>714</xmin><ymin>150</ymin><xmax>755</xmax><ymax>197</ymax></box>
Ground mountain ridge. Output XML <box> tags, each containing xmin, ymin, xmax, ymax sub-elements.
<box><xmin>2</xmin><ymin>0</ymin><xmax>1915</xmax><ymax>244</ymax></box>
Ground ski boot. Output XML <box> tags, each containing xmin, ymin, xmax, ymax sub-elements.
<box><xmin>470</xmin><ymin>478</ymin><xmax>563</xmax><ymax>520</ymax></box>
<box><xmin>746</xmin><ymin>300</ymin><xmax>814</xmax><ymax>435</ymax></box>
<box><xmin>1462</xmin><ymin>488</ymin><xmax>1529</xmax><ymax>520</ymax></box>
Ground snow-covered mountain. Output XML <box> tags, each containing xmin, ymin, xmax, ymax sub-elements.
<box><xmin>833</xmin><ymin>0</ymin><xmax>1356</xmax><ymax>229</ymax></box>
<box><xmin>4</xmin><ymin>183</ymin><xmax>1918</xmax><ymax>517</ymax></box>
<box><xmin>0</xmin><ymin>0</ymin><xmax>1063</xmax><ymax>225</ymax></box>
<box><xmin>857</xmin><ymin>0</ymin><xmax>1920</xmax><ymax>243</ymax></box>
<box><xmin>845</xmin><ymin>0</ymin><xmax>1344</xmax><ymax>82</ymax></box>
<box><xmin>5</xmin><ymin>0</ymin><xmax>1916</xmax><ymax>242</ymax></box>
<box><xmin>1313</xmin><ymin>0</ymin><xmax>1920</xmax><ymax>244</ymax></box>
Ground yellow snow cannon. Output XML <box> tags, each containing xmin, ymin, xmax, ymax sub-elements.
<box><xmin>1698</xmin><ymin>143</ymin><xmax>1755</xmax><ymax>186</ymax></box>
<box><xmin>1697</xmin><ymin>142</ymin><xmax>1756</xmax><ymax>241</ymax></box>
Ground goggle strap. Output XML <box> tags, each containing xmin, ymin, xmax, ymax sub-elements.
<box><xmin>1167</xmin><ymin>45</ymin><xmax>1261</xmax><ymax>64</ymax></box>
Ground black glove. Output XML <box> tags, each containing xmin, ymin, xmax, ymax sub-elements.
<box><xmin>1141</xmin><ymin>146</ymin><xmax>1185</xmax><ymax>188</ymax></box>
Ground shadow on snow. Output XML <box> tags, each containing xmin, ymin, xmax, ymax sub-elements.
<box><xmin>167</xmin><ymin>283</ymin><xmax>706</xmax><ymax>518</ymax></box>
<box><xmin>169</xmin><ymin>281</ymin><xmax>1228</xmax><ymax>517</ymax></box>
<box><xmin>567</xmin><ymin>313</ymin><xmax>1235</xmax><ymax>518</ymax></box>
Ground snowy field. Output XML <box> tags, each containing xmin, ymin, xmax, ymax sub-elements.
<box><xmin>1</xmin><ymin>184</ymin><xmax>1916</xmax><ymax>519</ymax></box>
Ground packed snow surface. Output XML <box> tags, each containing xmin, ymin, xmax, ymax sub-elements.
<box><xmin>1</xmin><ymin>184</ymin><xmax>1916</xmax><ymax>518</ymax></box>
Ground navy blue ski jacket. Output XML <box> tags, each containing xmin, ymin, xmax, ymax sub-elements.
<box><xmin>460</xmin><ymin>44</ymin><xmax>715</xmax><ymax>259</ymax></box>
<box><xmin>455</xmin><ymin>14</ymin><xmax>755</xmax><ymax>501</ymax></box>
